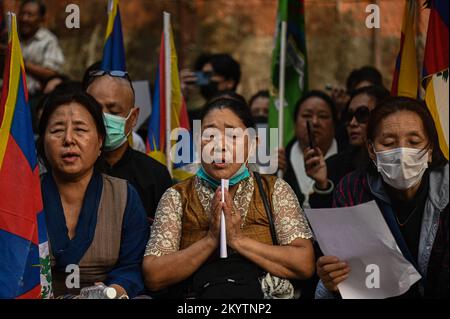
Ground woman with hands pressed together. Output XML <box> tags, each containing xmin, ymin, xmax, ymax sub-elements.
<box><xmin>142</xmin><ymin>93</ymin><xmax>315</xmax><ymax>299</ymax></box>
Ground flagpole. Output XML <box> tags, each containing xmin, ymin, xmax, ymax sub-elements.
<box><xmin>108</xmin><ymin>0</ymin><xmax>114</xmax><ymax>13</ymax></box>
<box><xmin>164</xmin><ymin>12</ymin><xmax>173</xmax><ymax>177</ymax></box>
<box><xmin>277</xmin><ymin>21</ymin><xmax>287</xmax><ymax>178</ymax></box>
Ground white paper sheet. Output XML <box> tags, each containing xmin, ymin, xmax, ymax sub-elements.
<box><xmin>305</xmin><ymin>201</ymin><xmax>421</xmax><ymax>299</ymax></box>
<box><xmin>220</xmin><ymin>179</ymin><xmax>229</xmax><ymax>258</ymax></box>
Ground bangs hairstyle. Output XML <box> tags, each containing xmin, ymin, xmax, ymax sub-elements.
<box><xmin>200</xmin><ymin>92</ymin><xmax>255</xmax><ymax>129</ymax></box>
<box><xmin>37</xmin><ymin>91</ymin><xmax>106</xmax><ymax>167</ymax></box>
<box><xmin>366</xmin><ymin>96</ymin><xmax>446</xmax><ymax>169</ymax></box>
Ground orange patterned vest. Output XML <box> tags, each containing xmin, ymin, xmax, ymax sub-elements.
<box><xmin>173</xmin><ymin>174</ymin><xmax>278</xmax><ymax>249</ymax></box>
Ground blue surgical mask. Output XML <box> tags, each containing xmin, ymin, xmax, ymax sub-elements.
<box><xmin>103</xmin><ymin>111</ymin><xmax>132</xmax><ymax>151</ymax></box>
<box><xmin>196</xmin><ymin>164</ymin><xmax>251</xmax><ymax>189</ymax></box>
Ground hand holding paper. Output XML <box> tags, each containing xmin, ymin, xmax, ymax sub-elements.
<box><xmin>305</xmin><ymin>201</ymin><xmax>421</xmax><ymax>299</ymax></box>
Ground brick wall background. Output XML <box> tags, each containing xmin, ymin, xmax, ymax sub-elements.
<box><xmin>3</xmin><ymin>0</ymin><xmax>430</xmax><ymax>101</ymax></box>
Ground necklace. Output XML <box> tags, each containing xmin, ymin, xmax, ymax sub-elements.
<box><xmin>395</xmin><ymin>207</ymin><xmax>418</xmax><ymax>227</ymax></box>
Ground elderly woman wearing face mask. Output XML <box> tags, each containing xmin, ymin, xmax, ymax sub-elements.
<box><xmin>143</xmin><ymin>93</ymin><xmax>315</xmax><ymax>299</ymax></box>
<box><xmin>315</xmin><ymin>97</ymin><xmax>448</xmax><ymax>299</ymax></box>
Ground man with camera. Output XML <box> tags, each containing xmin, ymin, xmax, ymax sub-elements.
<box><xmin>180</xmin><ymin>53</ymin><xmax>241</xmax><ymax>121</ymax></box>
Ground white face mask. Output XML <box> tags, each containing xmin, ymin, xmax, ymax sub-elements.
<box><xmin>373</xmin><ymin>147</ymin><xmax>429</xmax><ymax>190</ymax></box>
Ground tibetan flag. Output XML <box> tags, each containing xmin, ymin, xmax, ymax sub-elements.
<box><xmin>391</xmin><ymin>0</ymin><xmax>419</xmax><ymax>98</ymax></box>
<box><xmin>146</xmin><ymin>14</ymin><xmax>194</xmax><ymax>182</ymax></box>
<box><xmin>101</xmin><ymin>0</ymin><xmax>126</xmax><ymax>71</ymax></box>
<box><xmin>101</xmin><ymin>0</ymin><xmax>137</xmax><ymax>147</ymax></box>
<box><xmin>422</xmin><ymin>0</ymin><xmax>449</xmax><ymax>159</ymax></box>
<box><xmin>268</xmin><ymin>0</ymin><xmax>308</xmax><ymax>147</ymax></box>
<box><xmin>0</xmin><ymin>13</ymin><xmax>52</xmax><ymax>299</ymax></box>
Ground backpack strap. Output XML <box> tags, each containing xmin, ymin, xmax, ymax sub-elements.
<box><xmin>254</xmin><ymin>172</ymin><xmax>279</xmax><ymax>246</ymax></box>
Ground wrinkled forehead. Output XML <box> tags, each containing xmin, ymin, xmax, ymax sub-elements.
<box><xmin>48</xmin><ymin>103</ymin><xmax>94</xmax><ymax>125</ymax></box>
<box><xmin>201</xmin><ymin>108</ymin><xmax>246</xmax><ymax>130</ymax></box>
<box><xmin>376</xmin><ymin>111</ymin><xmax>427</xmax><ymax>139</ymax></box>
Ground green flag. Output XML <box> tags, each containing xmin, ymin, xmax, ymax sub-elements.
<box><xmin>269</xmin><ymin>0</ymin><xmax>308</xmax><ymax>147</ymax></box>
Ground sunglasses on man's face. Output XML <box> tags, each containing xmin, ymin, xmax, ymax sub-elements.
<box><xmin>344</xmin><ymin>106</ymin><xmax>371</xmax><ymax>125</ymax></box>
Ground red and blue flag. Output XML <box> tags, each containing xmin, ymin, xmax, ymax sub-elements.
<box><xmin>0</xmin><ymin>13</ymin><xmax>52</xmax><ymax>299</ymax></box>
<box><xmin>422</xmin><ymin>0</ymin><xmax>449</xmax><ymax>159</ymax></box>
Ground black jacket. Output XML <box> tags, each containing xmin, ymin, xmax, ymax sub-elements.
<box><xmin>98</xmin><ymin>146</ymin><xmax>172</xmax><ymax>220</ymax></box>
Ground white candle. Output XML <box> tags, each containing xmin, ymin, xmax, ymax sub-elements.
<box><xmin>220</xmin><ymin>179</ymin><xmax>229</xmax><ymax>258</ymax></box>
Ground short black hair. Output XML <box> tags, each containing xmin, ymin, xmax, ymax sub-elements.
<box><xmin>20</xmin><ymin>0</ymin><xmax>46</xmax><ymax>17</ymax></box>
<box><xmin>37</xmin><ymin>91</ymin><xmax>106</xmax><ymax>167</ymax></box>
<box><xmin>346</xmin><ymin>66</ymin><xmax>383</xmax><ymax>94</ymax></box>
<box><xmin>208</xmin><ymin>54</ymin><xmax>241</xmax><ymax>90</ymax></box>
<box><xmin>349</xmin><ymin>84</ymin><xmax>390</xmax><ymax>102</ymax></box>
<box><xmin>294</xmin><ymin>90</ymin><xmax>338</xmax><ymax>125</ymax></box>
<box><xmin>52</xmin><ymin>81</ymin><xmax>83</xmax><ymax>95</ymax></box>
<box><xmin>249</xmin><ymin>90</ymin><xmax>270</xmax><ymax>108</ymax></box>
<box><xmin>34</xmin><ymin>80</ymin><xmax>82</xmax><ymax>131</ymax></box>
<box><xmin>200</xmin><ymin>92</ymin><xmax>254</xmax><ymax>129</ymax></box>
<box><xmin>366</xmin><ymin>96</ymin><xmax>446</xmax><ymax>169</ymax></box>
<box><xmin>194</xmin><ymin>53</ymin><xmax>213</xmax><ymax>71</ymax></box>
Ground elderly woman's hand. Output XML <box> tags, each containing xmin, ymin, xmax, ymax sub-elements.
<box><xmin>222</xmin><ymin>189</ymin><xmax>244</xmax><ymax>249</ymax></box>
<box><xmin>206</xmin><ymin>188</ymin><xmax>222</xmax><ymax>247</ymax></box>
<box><xmin>304</xmin><ymin>147</ymin><xmax>328</xmax><ymax>189</ymax></box>
<box><xmin>317</xmin><ymin>256</ymin><xmax>351</xmax><ymax>292</ymax></box>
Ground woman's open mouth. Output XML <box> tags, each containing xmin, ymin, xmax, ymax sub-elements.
<box><xmin>212</xmin><ymin>157</ymin><xmax>228</xmax><ymax>169</ymax></box>
<box><xmin>61</xmin><ymin>152</ymin><xmax>80</xmax><ymax>164</ymax></box>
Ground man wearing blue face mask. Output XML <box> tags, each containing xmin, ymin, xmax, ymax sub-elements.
<box><xmin>86</xmin><ymin>70</ymin><xmax>172</xmax><ymax>221</ymax></box>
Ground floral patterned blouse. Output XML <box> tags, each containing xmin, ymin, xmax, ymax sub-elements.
<box><xmin>145</xmin><ymin>175</ymin><xmax>313</xmax><ymax>257</ymax></box>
